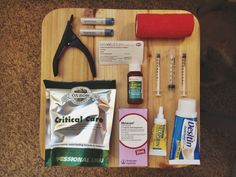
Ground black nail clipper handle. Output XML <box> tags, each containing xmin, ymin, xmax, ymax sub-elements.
<box><xmin>53</xmin><ymin>41</ymin><xmax>66</xmax><ymax>77</ymax></box>
<box><xmin>52</xmin><ymin>15</ymin><xmax>96</xmax><ymax>78</ymax></box>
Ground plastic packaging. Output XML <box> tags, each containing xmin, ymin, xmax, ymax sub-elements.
<box><xmin>169</xmin><ymin>98</ymin><xmax>200</xmax><ymax>165</ymax></box>
<box><xmin>44</xmin><ymin>80</ymin><xmax>116</xmax><ymax>167</ymax></box>
<box><xmin>149</xmin><ymin>106</ymin><xmax>167</xmax><ymax>156</ymax></box>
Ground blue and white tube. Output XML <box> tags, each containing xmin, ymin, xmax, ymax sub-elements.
<box><xmin>80</xmin><ymin>18</ymin><xmax>114</xmax><ymax>25</ymax></box>
<box><xmin>80</xmin><ymin>29</ymin><xmax>114</xmax><ymax>36</ymax></box>
<box><xmin>169</xmin><ymin>98</ymin><xmax>200</xmax><ymax>165</ymax></box>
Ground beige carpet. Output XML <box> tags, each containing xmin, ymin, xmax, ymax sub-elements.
<box><xmin>0</xmin><ymin>0</ymin><xmax>236</xmax><ymax>176</ymax></box>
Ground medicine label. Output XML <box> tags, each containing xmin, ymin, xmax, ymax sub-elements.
<box><xmin>99</xmin><ymin>41</ymin><xmax>144</xmax><ymax>64</ymax></box>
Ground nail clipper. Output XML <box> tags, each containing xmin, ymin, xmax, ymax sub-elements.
<box><xmin>53</xmin><ymin>15</ymin><xmax>96</xmax><ymax>77</ymax></box>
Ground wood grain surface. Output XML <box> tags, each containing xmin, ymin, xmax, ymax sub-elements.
<box><xmin>40</xmin><ymin>8</ymin><xmax>200</xmax><ymax>168</ymax></box>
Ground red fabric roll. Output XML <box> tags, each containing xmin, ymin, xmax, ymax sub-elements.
<box><xmin>135</xmin><ymin>14</ymin><xmax>194</xmax><ymax>39</ymax></box>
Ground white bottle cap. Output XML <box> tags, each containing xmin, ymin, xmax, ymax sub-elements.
<box><xmin>176</xmin><ymin>98</ymin><xmax>197</xmax><ymax>117</ymax></box>
<box><xmin>154</xmin><ymin>106</ymin><xmax>166</xmax><ymax>124</ymax></box>
<box><xmin>157</xmin><ymin>106</ymin><xmax>164</xmax><ymax>119</ymax></box>
<box><xmin>129</xmin><ymin>63</ymin><xmax>141</xmax><ymax>72</ymax></box>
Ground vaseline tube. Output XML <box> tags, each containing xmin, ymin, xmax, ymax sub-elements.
<box><xmin>169</xmin><ymin>98</ymin><xmax>200</xmax><ymax>165</ymax></box>
<box><xmin>149</xmin><ymin>106</ymin><xmax>167</xmax><ymax>156</ymax></box>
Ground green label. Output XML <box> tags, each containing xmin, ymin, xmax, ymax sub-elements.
<box><xmin>45</xmin><ymin>148</ymin><xmax>109</xmax><ymax>167</ymax></box>
<box><xmin>128</xmin><ymin>81</ymin><xmax>142</xmax><ymax>99</ymax></box>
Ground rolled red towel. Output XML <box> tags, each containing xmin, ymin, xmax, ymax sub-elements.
<box><xmin>135</xmin><ymin>14</ymin><xmax>194</xmax><ymax>39</ymax></box>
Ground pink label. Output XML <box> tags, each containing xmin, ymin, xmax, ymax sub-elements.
<box><xmin>119</xmin><ymin>108</ymin><xmax>148</xmax><ymax>167</ymax></box>
<box><xmin>135</xmin><ymin>148</ymin><xmax>146</xmax><ymax>155</ymax></box>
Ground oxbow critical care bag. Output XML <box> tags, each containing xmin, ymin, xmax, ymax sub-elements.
<box><xmin>44</xmin><ymin>80</ymin><xmax>116</xmax><ymax>167</ymax></box>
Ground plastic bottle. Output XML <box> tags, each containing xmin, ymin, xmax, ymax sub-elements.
<box><xmin>169</xmin><ymin>98</ymin><xmax>200</xmax><ymax>165</ymax></box>
<box><xmin>127</xmin><ymin>63</ymin><xmax>143</xmax><ymax>104</ymax></box>
<box><xmin>149</xmin><ymin>106</ymin><xmax>167</xmax><ymax>156</ymax></box>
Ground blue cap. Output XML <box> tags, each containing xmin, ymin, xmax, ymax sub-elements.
<box><xmin>105</xmin><ymin>18</ymin><xmax>114</xmax><ymax>25</ymax></box>
<box><xmin>104</xmin><ymin>29</ymin><xmax>114</xmax><ymax>36</ymax></box>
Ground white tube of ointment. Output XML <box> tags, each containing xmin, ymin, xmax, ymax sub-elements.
<box><xmin>149</xmin><ymin>106</ymin><xmax>167</xmax><ymax>156</ymax></box>
<box><xmin>169</xmin><ymin>98</ymin><xmax>200</xmax><ymax>165</ymax></box>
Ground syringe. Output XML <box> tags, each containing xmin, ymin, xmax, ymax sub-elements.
<box><xmin>156</xmin><ymin>53</ymin><xmax>161</xmax><ymax>96</ymax></box>
<box><xmin>181</xmin><ymin>53</ymin><xmax>187</xmax><ymax>97</ymax></box>
<box><xmin>168</xmin><ymin>50</ymin><xmax>176</xmax><ymax>90</ymax></box>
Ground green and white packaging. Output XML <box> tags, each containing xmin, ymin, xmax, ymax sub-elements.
<box><xmin>44</xmin><ymin>80</ymin><xmax>116</xmax><ymax>167</ymax></box>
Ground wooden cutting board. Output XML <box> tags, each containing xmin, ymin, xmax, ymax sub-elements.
<box><xmin>40</xmin><ymin>8</ymin><xmax>200</xmax><ymax>168</ymax></box>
